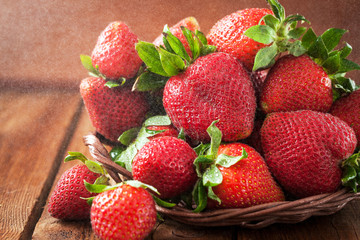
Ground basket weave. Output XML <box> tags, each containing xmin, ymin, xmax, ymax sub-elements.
<box><xmin>83</xmin><ymin>133</ymin><xmax>360</xmax><ymax>229</ymax></box>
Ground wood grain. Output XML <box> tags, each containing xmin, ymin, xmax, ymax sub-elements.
<box><xmin>0</xmin><ymin>88</ymin><xmax>82</xmax><ymax>239</ymax></box>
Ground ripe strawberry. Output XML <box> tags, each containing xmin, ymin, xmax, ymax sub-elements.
<box><xmin>153</xmin><ymin>17</ymin><xmax>200</xmax><ymax>57</ymax></box>
<box><xmin>330</xmin><ymin>89</ymin><xmax>360</xmax><ymax>147</ymax></box>
<box><xmin>80</xmin><ymin>77</ymin><xmax>149</xmax><ymax>143</ymax></box>
<box><xmin>91</xmin><ymin>183</ymin><xmax>157</xmax><ymax>240</ymax></box>
<box><xmin>261</xmin><ymin>110</ymin><xmax>357</xmax><ymax>198</ymax></box>
<box><xmin>208</xmin><ymin>143</ymin><xmax>285</xmax><ymax>209</ymax></box>
<box><xmin>260</xmin><ymin>54</ymin><xmax>333</xmax><ymax>113</ymax></box>
<box><xmin>91</xmin><ymin>21</ymin><xmax>142</xmax><ymax>80</ymax></box>
<box><xmin>207</xmin><ymin>8</ymin><xmax>273</xmax><ymax>71</ymax></box>
<box><xmin>163</xmin><ymin>52</ymin><xmax>256</xmax><ymax>142</ymax></box>
<box><xmin>48</xmin><ymin>164</ymin><xmax>100</xmax><ymax>220</ymax></box>
<box><xmin>132</xmin><ymin>136</ymin><xmax>198</xmax><ymax>199</ymax></box>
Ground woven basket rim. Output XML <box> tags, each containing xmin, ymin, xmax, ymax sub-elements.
<box><xmin>83</xmin><ymin>133</ymin><xmax>360</xmax><ymax>229</ymax></box>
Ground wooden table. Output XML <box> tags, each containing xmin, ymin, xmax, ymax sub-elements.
<box><xmin>1</xmin><ymin>0</ymin><xmax>360</xmax><ymax>239</ymax></box>
<box><xmin>1</xmin><ymin>87</ymin><xmax>360</xmax><ymax>240</ymax></box>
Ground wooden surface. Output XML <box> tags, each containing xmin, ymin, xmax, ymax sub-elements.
<box><xmin>1</xmin><ymin>0</ymin><xmax>360</xmax><ymax>239</ymax></box>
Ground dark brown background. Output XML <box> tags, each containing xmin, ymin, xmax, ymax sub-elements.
<box><xmin>1</xmin><ymin>0</ymin><xmax>359</xmax><ymax>90</ymax></box>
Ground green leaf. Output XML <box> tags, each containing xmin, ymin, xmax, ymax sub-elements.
<box><xmin>207</xmin><ymin>186</ymin><xmax>221</xmax><ymax>204</ymax></box>
<box><xmin>307</xmin><ymin>36</ymin><xmax>328</xmax><ymax>62</ymax></box>
<box><xmin>153</xmin><ymin>195</ymin><xmax>176</xmax><ymax>208</ymax></box>
<box><xmin>301</xmin><ymin>28</ymin><xmax>317</xmax><ymax>50</ymax></box>
<box><xmin>322</xmin><ymin>51</ymin><xmax>341</xmax><ymax>74</ymax></box>
<box><xmin>284</xmin><ymin>14</ymin><xmax>309</xmax><ymax>25</ymax></box>
<box><xmin>177</xmin><ymin>128</ymin><xmax>186</xmax><ymax>141</ymax></box>
<box><xmin>206</xmin><ymin>120</ymin><xmax>222</xmax><ymax>158</ymax></box>
<box><xmin>144</xmin><ymin>115</ymin><xmax>172</xmax><ymax>126</ymax></box>
<box><xmin>332</xmin><ymin>76</ymin><xmax>358</xmax><ymax>100</ymax></box>
<box><xmin>85</xmin><ymin>160</ymin><xmax>105</xmax><ymax>175</ymax></box>
<box><xmin>181</xmin><ymin>26</ymin><xmax>196</xmax><ymax>59</ymax></box>
<box><xmin>64</xmin><ymin>151</ymin><xmax>88</xmax><ymax>163</ymax></box>
<box><xmin>244</xmin><ymin>25</ymin><xmax>276</xmax><ymax>44</ymax></box>
<box><xmin>163</xmin><ymin>31</ymin><xmax>191</xmax><ymax>63</ymax></box>
<box><xmin>158</xmin><ymin>46</ymin><xmax>185</xmax><ymax>76</ymax></box>
<box><xmin>288</xmin><ymin>27</ymin><xmax>307</xmax><ymax>39</ymax></box>
<box><xmin>94</xmin><ymin>175</ymin><xmax>109</xmax><ymax>185</ymax></box>
<box><xmin>81</xmin><ymin>196</ymin><xmax>96</xmax><ymax>206</ymax></box>
<box><xmin>115</xmin><ymin>144</ymin><xmax>137</xmax><ymax>172</ymax></box>
<box><xmin>195</xmin><ymin>30</ymin><xmax>208</xmax><ymax>45</ymax></box>
<box><xmin>267</xmin><ymin>0</ymin><xmax>285</xmax><ymax>20</ymax></box>
<box><xmin>215</xmin><ymin>149</ymin><xmax>248</xmax><ymax>168</ymax></box>
<box><xmin>104</xmin><ymin>79</ymin><xmax>126</xmax><ymax>88</ymax></box>
<box><xmin>109</xmin><ymin>146</ymin><xmax>126</xmax><ymax>161</ymax></box>
<box><xmin>80</xmin><ymin>54</ymin><xmax>99</xmax><ymax>76</ymax></box>
<box><xmin>118</xmin><ymin>127</ymin><xmax>141</xmax><ymax>146</ymax></box>
<box><xmin>194</xmin><ymin>155</ymin><xmax>215</xmax><ymax>177</ymax></box>
<box><xmin>289</xmin><ymin>40</ymin><xmax>307</xmax><ymax>57</ymax></box>
<box><xmin>340</xmin><ymin>42</ymin><xmax>352</xmax><ymax>58</ymax></box>
<box><xmin>193</xmin><ymin>143</ymin><xmax>210</xmax><ymax>156</ymax></box>
<box><xmin>192</xmin><ymin>179</ymin><xmax>207</xmax><ymax>213</ymax></box>
<box><xmin>338</xmin><ymin>59</ymin><xmax>360</xmax><ymax>73</ymax></box>
<box><xmin>203</xmin><ymin>165</ymin><xmax>222</xmax><ymax>187</ymax></box>
<box><xmin>321</xmin><ymin>28</ymin><xmax>347</xmax><ymax>52</ymax></box>
<box><xmin>200</xmin><ymin>45</ymin><xmax>217</xmax><ymax>56</ymax></box>
<box><xmin>263</xmin><ymin>14</ymin><xmax>280</xmax><ymax>29</ymax></box>
<box><xmin>341</xmin><ymin>151</ymin><xmax>360</xmax><ymax>192</ymax></box>
<box><xmin>84</xmin><ymin>180</ymin><xmax>110</xmax><ymax>193</ymax></box>
<box><xmin>133</xmin><ymin>71</ymin><xmax>169</xmax><ymax>91</ymax></box>
<box><xmin>135</xmin><ymin>41</ymin><xmax>170</xmax><ymax>76</ymax></box>
<box><xmin>125</xmin><ymin>180</ymin><xmax>160</xmax><ymax>195</ymax></box>
<box><xmin>253</xmin><ymin>43</ymin><xmax>278</xmax><ymax>71</ymax></box>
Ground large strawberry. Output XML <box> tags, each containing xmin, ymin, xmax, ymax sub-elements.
<box><xmin>132</xmin><ymin>136</ymin><xmax>198</xmax><ymax>199</ymax></box>
<box><xmin>163</xmin><ymin>52</ymin><xmax>256</xmax><ymax>142</ymax></box>
<box><xmin>136</xmin><ymin>27</ymin><xmax>256</xmax><ymax>143</ymax></box>
<box><xmin>153</xmin><ymin>17</ymin><xmax>200</xmax><ymax>57</ymax></box>
<box><xmin>80</xmin><ymin>77</ymin><xmax>149</xmax><ymax>143</ymax></box>
<box><xmin>207</xmin><ymin>8</ymin><xmax>273</xmax><ymax>71</ymax></box>
<box><xmin>90</xmin><ymin>182</ymin><xmax>157</xmax><ymax>240</ymax></box>
<box><xmin>91</xmin><ymin>21</ymin><xmax>142</xmax><ymax>80</ymax></box>
<box><xmin>260</xmin><ymin>110</ymin><xmax>357</xmax><ymax>198</ymax></box>
<box><xmin>330</xmin><ymin>89</ymin><xmax>360</xmax><ymax>147</ymax></box>
<box><xmin>48</xmin><ymin>164</ymin><xmax>100</xmax><ymax>220</ymax></box>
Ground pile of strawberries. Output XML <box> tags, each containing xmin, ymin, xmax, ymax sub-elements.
<box><xmin>47</xmin><ymin>0</ymin><xmax>360</xmax><ymax>239</ymax></box>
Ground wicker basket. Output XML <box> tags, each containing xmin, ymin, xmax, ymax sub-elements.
<box><xmin>83</xmin><ymin>133</ymin><xmax>360</xmax><ymax>229</ymax></box>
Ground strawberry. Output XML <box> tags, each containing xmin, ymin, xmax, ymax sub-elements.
<box><xmin>163</xmin><ymin>52</ymin><xmax>256</xmax><ymax>142</ymax></box>
<box><xmin>91</xmin><ymin>21</ymin><xmax>142</xmax><ymax>80</ymax></box>
<box><xmin>132</xmin><ymin>136</ymin><xmax>198</xmax><ymax>199</ymax></box>
<box><xmin>80</xmin><ymin>77</ymin><xmax>149</xmax><ymax>143</ymax></box>
<box><xmin>153</xmin><ymin>17</ymin><xmax>200</xmax><ymax>57</ymax></box>
<box><xmin>90</xmin><ymin>182</ymin><xmax>157</xmax><ymax>240</ymax></box>
<box><xmin>207</xmin><ymin>8</ymin><xmax>273</xmax><ymax>71</ymax></box>
<box><xmin>47</xmin><ymin>164</ymin><xmax>100</xmax><ymax>220</ymax></box>
<box><xmin>208</xmin><ymin>143</ymin><xmax>285</xmax><ymax>209</ymax></box>
<box><xmin>260</xmin><ymin>54</ymin><xmax>333</xmax><ymax>113</ymax></box>
<box><xmin>330</xmin><ymin>89</ymin><xmax>360</xmax><ymax>147</ymax></box>
<box><xmin>146</xmin><ymin>124</ymin><xmax>179</xmax><ymax>141</ymax></box>
<box><xmin>260</xmin><ymin>110</ymin><xmax>357</xmax><ymax>198</ymax></box>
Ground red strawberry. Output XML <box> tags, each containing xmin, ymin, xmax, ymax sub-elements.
<box><xmin>91</xmin><ymin>21</ymin><xmax>142</xmax><ymax>79</ymax></box>
<box><xmin>330</xmin><ymin>89</ymin><xmax>360</xmax><ymax>147</ymax></box>
<box><xmin>91</xmin><ymin>184</ymin><xmax>157</xmax><ymax>240</ymax></box>
<box><xmin>260</xmin><ymin>54</ymin><xmax>333</xmax><ymax>113</ymax></box>
<box><xmin>250</xmin><ymin>70</ymin><xmax>268</xmax><ymax>103</ymax></box>
<box><xmin>153</xmin><ymin>17</ymin><xmax>200</xmax><ymax>57</ymax></box>
<box><xmin>132</xmin><ymin>136</ymin><xmax>198</xmax><ymax>199</ymax></box>
<box><xmin>207</xmin><ymin>8</ymin><xmax>273</xmax><ymax>71</ymax></box>
<box><xmin>163</xmin><ymin>52</ymin><xmax>256</xmax><ymax>142</ymax></box>
<box><xmin>80</xmin><ymin>77</ymin><xmax>149</xmax><ymax>143</ymax></box>
<box><xmin>208</xmin><ymin>143</ymin><xmax>285</xmax><ymax>209</ymax></box>
<box><xmin>48</xmin><ymin>164</ymin><xmax>100</xmax><ymax>220</ymax></box>
<box><xmin>261</xmin><ymin>110</ymin><xmax>357</xmax><ymax>198</ymax></box>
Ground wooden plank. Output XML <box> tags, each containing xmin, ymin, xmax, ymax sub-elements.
<box><xmin>0</xmin><ymin>88</ymin><xmax>82</xmax><ymax>239</ymax></box>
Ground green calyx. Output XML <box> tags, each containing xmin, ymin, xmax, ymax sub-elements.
<box><xmin>300</xmin><ymin>28</ymin><xmax>360</xmax><ymax>100</ymax></box>
<box><xmin>244</xmin><ymin>0</ymin><xmax>310</xmax><ymax>71</ymax></box>
<box><xmin>341</xmin><ymin>150</ymin><xmax>360</xmax><ymax>193</ymax></box>
<box><xmin>80</xmin><ymin>54</ymin><xmax>127</xmax><ymax>88</ymax></box>
<box><xmin>192</xmin><ymin>121</ymin><xmax>248</xmax><ymax>212</ymax></box>
<box><xmin>134</xmin><ymin>25</ymin><xmax>216</xmax><ymax>91</ymax></box>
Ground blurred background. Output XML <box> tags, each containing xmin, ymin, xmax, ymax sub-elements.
<box><xmin>0</xmin><ymin>0</ymin><xmax>359</xmax><ymax>90</ymax></box>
